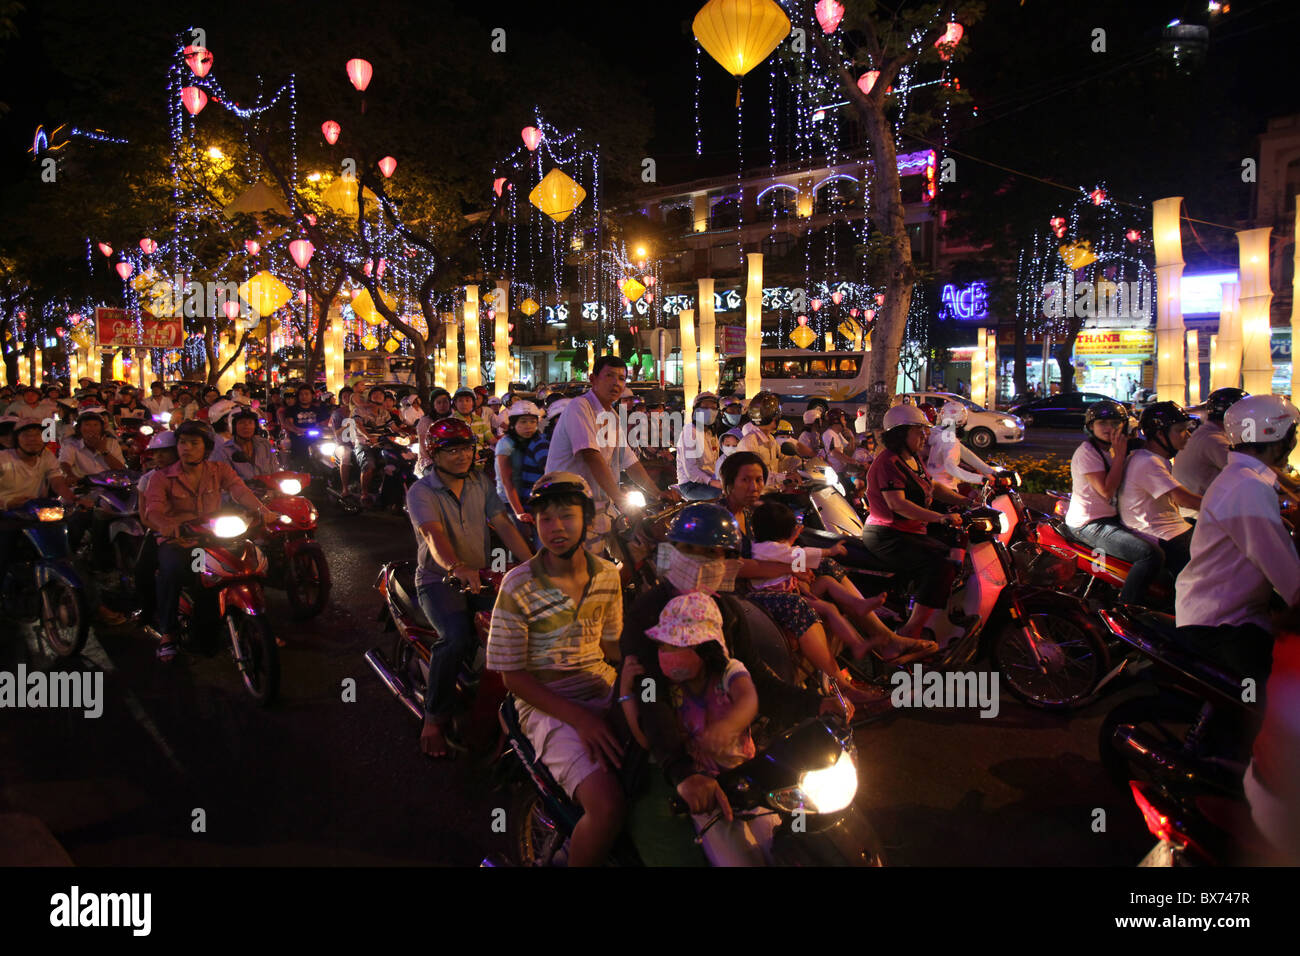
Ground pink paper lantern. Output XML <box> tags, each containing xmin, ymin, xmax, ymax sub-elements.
<box><xmin>857</xmin><ymin>71</ymin><xmax>880</xmax><ymax>96</ymax></box>
<box><xmin>815</xmin><ymin>1</ymin><xmax>845</xmax><ymax>35</ymax></box>
<box><xmin>376</xmin><ymin>258</ymin><xmax>387</xmax><ymax>278</ymax></box>
<box><xmin>305</xmin><ymin>214</ymin><xmax>317</xmax><ymax>225</ymax></box>
<box><xmin>875</xmin><ymin>293</ymin><xmax>885</xmax><ymax>305</ymax></box>
<box><xmin>139</xmin><ymin>238</ymin><xmax>157</xmax><ymax>254</ymax></box>
<box><xmin>321</xmin><ymin>120</ymin><xmax>340</xmax><ymax>145</ymax></box>
<box><xmin>644</xmin><ymin>293</ymin><xmax>654</xmax><ymax>304</ymax></box>
<box><xmin>810</xmin><ymin>298</ymin><xmax>822</xmax><ymax>311</ymax></box>
<box><xmin>493</xmin><ymin>177</ymin><xmax>507</xmax><ymax>197</ymax></box>
<box><xmin>297</xmin><ymin>289</ymin><xmax>309</xmax><ymax>304</ymax></box>
<box><xmin>183</xmin><ymin>44</ymin><xmax>213</xmax><ymax>78</ymax></box>
<box><xmin>289</xmin><ymin>239</ymin><xmax>314</xmax><ymax>269</ymax></box>
<box><xmin>521</xmin><ymin>126</ymin><xmax>542</xmax><ymax>151</ymax></box>
<box><xmin>223</xmin><ymin>300</ymin><xmax>241</xmax><ymax>319</ymax></box>
<box><xmin>645</xmin><ymin>276</ymin><xmax>656</xmax><ymax>287</ymax></box>
<box><xmin>346</xmin><ymin>58</ymin><xmax>373</xmax><ymax>92</ymax></box>
<box><xmin>378</xmin><ymin>156</ymin><xmax>397</xmax><ymax>178</ymax></box>
<box><xmin>181</xmin><ymin>87</ymin><xmax>208</xmax><ymax>115</ymax></box>
<box><xmin>1090</xmin><ymin>188</ymin><xmax>1107</xmax><ymax>205</ymax></box>
<box><xmin>864</xmin><ymin>309</ymin><xmax>876</xmax><ymax>320</ymax></box>
<box><xmin>363</xmin><ymin>260</ymin><xmax>373</xmax><ymax>277</ymax></box>
<box><xmin>934</xmin><ymin>22</ymin><xmax>964</xmax><ymax>60</ymax></box>
<box><xmin>97</xmin><ymin>242</ymin><xmax>113</xmax><ymax>257</ymax></box>
<box><xmin>797</xmin><ymin>315</ymin><xmax>808</xmax><ymax>326</ymax></box>
<box><xmin>831</xmin><ymin>290</ymin><xmax>843</xmax><ymax>304</ymax></box>
<box><xmin>1050</xmin><ymin>216</ymin><xmax>1067</xmax><ymax>238</ymax></box>
<box><xmin>245</xmin><ymin>240</ymin><xmax>261</xmax><ymax>255</ymax></box>
<box><xmin>115</xmin><ymin>262</ymin><xmax>133</xmax><ymax>280</ymax></box>
<box><xmin>849</xmin><ymin>308</ymin><xmax>859</xmax><ymax>317</ymax></box>
<box><xmin>1126</xmin><ymin>229</ymin><xmax>1141</xmax><ymax>243</ymax></box>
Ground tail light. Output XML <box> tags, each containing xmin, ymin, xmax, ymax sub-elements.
<box><xmin>1053</xmin><ymin>499</ymin><xmax>1068</xmax><ymax>518</ymax></box>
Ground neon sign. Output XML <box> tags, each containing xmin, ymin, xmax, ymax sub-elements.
<box><xmin>940</xmin><ymin>281</ymin><xmax>989</xmax><ymax>321</ymax></box>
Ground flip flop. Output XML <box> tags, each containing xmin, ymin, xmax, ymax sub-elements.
<box><xmin>155</xmin><ymin>641</ymin><xmax>178</xmax><ymax>662</ymax></box>
<box><xmin>871</xmin><ymin>636</ymin><xmax>939</xmax><ymax>666</ymax></box>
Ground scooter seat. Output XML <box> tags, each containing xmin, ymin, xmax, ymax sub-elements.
<box><xmin>390</xmin><ymin>561</ymin><xmax>435</xmax><ymax>630</ymax></box>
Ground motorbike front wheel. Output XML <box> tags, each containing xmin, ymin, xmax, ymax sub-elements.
<box><xmin>227</xmin><ymin>611</ymin><xmax>280</xmax><ymax>705</ymax></box>
<box><xmin>285</xmin><ymin>543</ymin><xmax>332</xmax><ymax>619</ymax></box>
<box><xmin>41</xmin><ymin>578</ymin><xmax>90</xmax><ymax>657</ymax></box>
<box><xmin>510</xmin><ymin>786</ymin><xmax>567</xmax><ymax>867</ymax></box>
<box><xmin>994</xmin><ymin>595</ymin><xmax>1109</xmax><ymax>710</ymax></box>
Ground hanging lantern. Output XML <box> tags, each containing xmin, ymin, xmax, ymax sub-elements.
<box><xmin>289</xmin><ymin>239</ymin><xmax>315</xmax><ymax>269</ymax></box>
<box><xmin>346</xmin><ymin>58</ymin><xmax>373</xmax><ymax>92</ymax></box>
<box><xmin>223</xmin><ymin>300</ymin><xmax>241</xmax><ymax>319</ymax></box>
<box><xmin>831</xmin><ymin>290</ymin><xmax>843</xmax><ymax>305</ymax></box>
<box><xmin>181</xmin><ymin>87</ymin><xmax>208</xmax><ymax>115</ymax></box>
<box><xmin>306</xmin><ymin>214</ymin><xmax>317</xmax><ymax>225</ymax></box>
<box><xmin>1058</xmin><ymin>240</ymin><xmax>1098</xmax><ymax>270</ymax></box>
<box><xmin>856</xmin><ymin>70</ymin><xmax>881</xmax><ymax>96</ymax></box>
<box><xmin>849</xmin><ymin>307</ymin><xmax>859</xmax><ymax>317</ymax></box>
<box><xmin>519</xmin><ymin>298</ymin><xmax>540</xmax><ymax>316</ymax></box>
<box><xmin>1091</xmin><ymin>188</ymin><xmax>1107</xmax><ymax>205</ymax></box>
<box><xmin>363</xmin><ymin>260</ymin><xmax>373</xmax><ymax>277</ymax></box>
<box><xmin>645</xmin><ymin>276</ymin><xmax>656</xmax><ymax>287</ymax></box>
<box><xmin>353</xmin><ymin>287</ymin><xmax>396</xmax><ymax>326</ymax></box>
<box><xmin>376</xmin><ymin>258</ymin><xmax>387</xmax><ymax>278</ymax></box>
<box><xmin>384</xmin><ymin>337</ymin><xmax>399</xmax><ymax>353</ymax></box>
<box><xmin>934</xmin><ymin>22</ymin><xmax>964</xmax><ymax>60</ymax></box>
<box><xmin>321</xmin><ymin>120</ymin><xmax>340</xmax><ymax>145</ymax></box>
<box><xmin>810</xmin><ymin>298</ymin><xmax>822</xmax><ymax>312</ymax></box>
<box><xmin>814</xmin><ymin>0</ymin><xmax>844</xmax><ymax>34</ymax></box>
<box><xmin>1050</xmin><ymin>216</ymin><xmax>1067</xmax><ymax>238</ymax></box>
<box><xmin>182</xmin><ymin>44</ymin><xmax>213</xmax><ymax>78</ymax></box>
<box><xmin>529</xmin><ymin>167</ymin><xmax>587</xmax><ymax>222</ymax></box>
<box><xmin>238</xmin><ymin>271</ymin><xmax>292</xmax><ymax>317</ymax></box>
<box><xmin>521</xmin><ymin>126</ymin><xmax>543</xmax><ymax>151</ymax></box>
<box><xmin>493</xmin><ymin>177</ymin><xmax>507</xmax><ymax>196</ymax></box>
<box><xmin>378</xmin><ymin>156</ymin><xmax>397</xmax><ymax>178</ymax></box>
<box><xmin>790</xmin><ymin>322</ymin><xmax>816</xmax><ymax>348</ymax></box>
<box><xmin>875</xmin><ymin>293</ymin><xmax>885</xmax><ymax>305</ymax></box>
<box><xmin>622</xmin><ymin>277</ymin><xmax>647</xmax><ymax>302</ymax></box>
<box><xmin>245</xmin><ymin>239</ymin><xmax>261</xmax><ymax>255</ymax></box>
<box><xmin>1126</xmin><ymin>229</ymin><xmax>1141</xmax><ymax>243</ymax></box>
<box><xmin>864</xmin><ymin>308</ymin><xmax>875</xmax><ymax>321</ymax></box>
<box><xmin>139</xmin><ymin>238</ymin><xmax>157</xmax><ymax>254</ymax></box>
<box><xmin>361</xmin><ymin>333</ymin><xmax>379</xmax><ymax>351</ymax></box>
<box><xmin>297</xmin><ymin>289</ymin><xmax>309</xmax><ymax>304</ymax></box>
<box><xmin>693</xmin><ymin>0</ymin><xmax>791</xmax><ymax>77</ymax></box>
<box><xmin>115</xmin><ymin>262</ymin><xmax>133</xmax><ymax>280</ymax></box>
<box><xmin>797</xmin><ymin>314</ymin><xmax>808</xmax><ymax>324</ymax></box>
<box><xmin>98</xmin><ymin>242</ymin><xmax>113</xmax><ymax>257</ymax></box>
<box><xmin>645</xmin><ymin>292</ymin><xmax>654</xmax><ymax>304</ymax></box>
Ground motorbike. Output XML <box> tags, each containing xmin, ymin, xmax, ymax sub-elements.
<box><xmin>368</xmin><ymin>434</ymin><xmax>419</xmax><ymax>510</ymax></box>
<box><xmin>115</xmin><ymin>418</ymin><xmax>156</xmax><ymax>471</ymax></box>
<box><xmin>306</xmin><ymin>428</ymin><xmax>363</xmax><ymax>515</ymax></box>
<box><xmin>0</xmin><ymin>498</ymin><xmax>91</xmax><ymax>657</ymax></box>
<box><xmin>78</xmin><ymin>469</ymin><xmax>143</xmax><ymax>579</ymax></box>
<box><xmin>365</xmin><ymin>562</ymin><xmax>506</xmax><ymax>752</ymax></box>
<box><xmin>1127</xmin><ymin>775</ymin><xmax>1273</xmax><ymax>866</ymax></box>
<box><xmin>175</xmin><ymin>512</ymin><xmax>281</xmax><ymax>705</ymax></box>
<box><xmin>246</xmin><ymin>470</ymin><xmax>331</xmax><ymax>619</ymax></box>
<box><xmin>495</xmin><ymin>687</ymin><xmax>886</xmax><ymax>867</ymax></box>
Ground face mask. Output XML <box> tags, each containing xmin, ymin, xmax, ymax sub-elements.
<box><xmin>695</xmin><ymin>408</ymin><xmax>718</xmax><ymax>426</ymax></box>
<box><xmin>723</xmin><ymin>412</ymin><xmax>741</xmax><ymax>426</ymax></box>
<box><xmin>720</xmin><ymin>443</ymin><xmax>737</xmax><ymax>457</ymax></box>
<box><xmin>658</xmin><ymin>544</ymin><xmax>728</xmax><ymax>595</ymax></box>
<box><xmin>658</xmin><ymin>646</ymin><xmax>703</xmax><ymax>683</ymax></box>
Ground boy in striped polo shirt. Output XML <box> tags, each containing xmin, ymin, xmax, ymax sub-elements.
<box><xmin>486</xmin><ymin>472</ymin><xmax>626</xmax><ymax>867</ymax></box>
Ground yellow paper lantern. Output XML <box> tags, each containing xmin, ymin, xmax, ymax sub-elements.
<box><xmin>693</xmin><ymin>0</ymin><xmax>791</xmax><ymax>77</ymax></box>
<box><xmin>320</xmin><ymin>177</ymin><xmax>380</xmax><ymax>217</ymax></box>
<box><xmin>129</xmin><ymin>269</ymin><xmax>157</xmax><ymax>292</ymax></box>
<box><xmin>238</xmin><ymin>271</ymin><xmax>292</xmax><ymax>317</ymax></box>
<box><xmin>352</xmin><ymin>287</ymin><xmax>396</xmax><ymax>326</ymax></box>
<box><xmin>622</xmin><ymin>278</ymin><xmax>646</xmax><ymax>302</ymax></box>
<box><xmin>529</xmin><ymin>168</ymin><xmax>587</xmax><ymax>223</ymax></box>
<box><xmin>1058</xmin><ymin>240</ymin><xmax>1097</xmax><ymax>270</ymax></box>
<box><xmin>361</xmin><ymin>333</ymin><xmax>379</xmax><ymax>351</ymax></box>
<box><xmin>838</xmin><ymin>317</ymin><xmax>861</xmax><ymax>341</ymax></box>
<box><xmin>384</xmin><ymin>337</ymin><xmax>400</xmax><ymax>353</ymax></box>
<box><xmin>520</xmin><ymin>298</ymin><xmax>540</xmax><ymax>316</ymax></box>
<box><xmin>789</xmin><ymin>324</ymin><xmax>816</xmax><ymax>348</ymax></box>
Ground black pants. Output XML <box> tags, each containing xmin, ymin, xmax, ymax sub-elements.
<box><xmin>1160</xmin><ymin>527</ymin><xmax>1195</xmax><ymax>581</ymax></box>
<box><xmin>1173</xmin><ymin>623</ymin><xmax>1275</xmax><ymax>690</ymax></box>
<box><xmin>860</xmin><ymin>524</ymin><xmax>958</xmax><ymax>609</ymax></box>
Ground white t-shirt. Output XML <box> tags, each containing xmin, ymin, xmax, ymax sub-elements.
<box><xmin>1065</xmin><ymin>441</ymin><xmax>1117</xmax><ymax>528</ymax></box>
<box><xmin>143</xmin><ymin>395</ymin><xmax>174</xmax><ymax>417</ymax></box>
<box><xmin>0</xmin><ymin>448</ymin><xmax>62</xmax><ymax>507</ymax></box>
<box><xmin>676</xmin><ymin>421</ymin><xmax>719</xmax><ymax>485</ymax></box>
<box><xmin>1172</xmin><ymin>421</ymin><xmax>1229</xmax><ymax>496</ymax></box>
<box><xmin>543</xmin><ymin>390</ymin><xmax>636</xmax><ymax>507</ymax></box>
<box><xmin>1118</xmin><ymin>449</ymin><xmax>1191</xmax><ymax>543</ymax></box>
<box><xmin>58</xmin><ymin>435</ymin><xmax>125</xmax><ymax>479</ymax></box>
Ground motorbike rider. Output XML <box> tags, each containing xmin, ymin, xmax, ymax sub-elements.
<box><xmin>925</xmin><ymin>401</ymin><xmax>996</xmax><ymax>494</ymax></box>
<box><xmin>282</xmin><ymin>385</ymin><xmax>328</xmax><ymax>470</ymax></box>
<box><xmin>486</xmin><ymin>472</ymin><xmax>624</xmax><ymax>866</ymax></box>
<box><xmin>112</xmin><ymin>386</ymin><xmax>149</xmax><ymax>428</ymax></box>
<box><xmin>58</xmin><ymin>410</ymin><xmax>125</xmax><ymax>481</ymax></box>
<box><xmin>821</xmin><ymin>408</ymin><xmax>857</xmax><ymax>471</ymax></box>
<box><xmin>495</xmin><ymin>400</ymin><xmax>545</xmax><ymax>527</ymax></box>
<box><xmin>736</xmin><ymin>391</ymin><xmax>813</xmax><ymax>489</ymax></box>
<box><xmin>675</xmin><ymin>392</ymin><xmax>723</xmax><ymax>500</ymax></box>
<box><xmin>1063</xmin><ymin>400</ymin><xmax>1162</xmax><ymax>605</ymax></box>
<box><xmin>142</xmin><ymin>381</ymin><xmax>174</xmax><ymax>421</ymax></box>
<box><xmin>353</xmin><ymin>386</ymin><xmax>400</xmax><ymax>504</ymax></box>
<box><xmin>1117</xmin><ymin>402</ymin><xmax>1201</xmax><ymax>584</ymax></box>
<box><xmin>543</xmin><ymin>355</ymin><xmax>665</xmax><ymax>552</ymax></box>
<box><xmin>715</xmin><ymin>395</ymin><xmax>745</xmax><ymax>439</ymax></box>
<box><xmin>1175</xmin><ymin>395</ymin><xmax>1300</xmax><ymax>682</ymax></box>
<box><xmin>140</xmin><ymin>420</ymin><xmax>280</xmax><ymax>661</ymax></box>
<box><xmin>451</xmin><ymin>386</ymin><xmax>493</xmax><ymax>451</ymax></box>
<box><xmin>132</xmin><ymin>431</ymin><xmax>179</xmax><ymax>625</ymax></box>
<box><xmin>407</xmin><ymin>418</ymin><xmax>533</xmax><ymax>758</ymax></box>
<box><xmin>1174</xmin><ymin>387</ymin><xmax>1248</xmax><ymax>495</ymax></box>
<box><xmin>5</xmin><ymin>385</ymin><xmax>56</xmax><ymax>423</ymax></box>
<box><xmin>211</xmin><ymin>409</ymin><xmax>282</xmax><ymax>481</ymax></box>
<box><xmin>0</xmin><ymin>420</ymin><xmax>82</xmax><ymax>582</ymax></box>
<box><xmin>798</xmin><ymin>401</ymin><xmax>827</xmax><ymax>458</ymax></box>
<box><xmin>861</xmin><ymin>404</ymin><xmax>968</xmax><ymax>641</ymax></box>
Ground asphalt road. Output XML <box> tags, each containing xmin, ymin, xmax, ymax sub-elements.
<box><xmin>1</xmin><ymin>482</ymin><xmax>1154</xmax><ymax>866</ymax></box>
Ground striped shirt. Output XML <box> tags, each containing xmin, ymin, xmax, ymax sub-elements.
<box><xmin>486</xmin><ymin>551</ymin><xmax>621</xmax><ymax>696</ymax></box>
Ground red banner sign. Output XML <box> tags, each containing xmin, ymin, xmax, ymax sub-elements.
<box><xmin>722</xmin><ymin>325</ymin><xmax>747</xmax><ymax>356</ymax></box>
<box><xmin>95</xmin><ymin>308</ymin><xmax>184</xmax><ymax>348</ymax></box>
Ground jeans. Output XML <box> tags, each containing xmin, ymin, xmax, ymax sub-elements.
<box><xmin>155</xmin><ymin>541</ymin><xmax>198</xmax><ymax>636</ymax></box>
<box><xmin>1068</xmin><ymin>517</ymin><xmax>1164</xmax><ymax>605</ymax></box>
<box><xmin>416</xmin><ymin>577</ymin><xmax>495</xmax><ymax>723</ymax></box>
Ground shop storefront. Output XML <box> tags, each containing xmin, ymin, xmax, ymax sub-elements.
<box><xmin>1071</xmin><ymin>328</ymin><xmax>1154</xmax><ymax>401</ymax></box>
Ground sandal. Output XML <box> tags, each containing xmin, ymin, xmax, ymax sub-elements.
<box><xmin>871</xmin><ymin>634</ymin><xmax>939</xmax><ymax>666</ymax></box>
<box><xmin>155</xmin><ymin>641</ymin><xmax>178</xmax><ymax>662</ymax></box>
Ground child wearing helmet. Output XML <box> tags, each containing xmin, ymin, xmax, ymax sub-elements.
<box><xmin>676</xmin><ymin>392</ymin><xmax>723</xmax><ymax>500</ymax></box>
<box><xmin>495</xmin><ymin>400</ymin><xmax>544</xmax><ymax>525</ymax></box>
<box><xmin>924</xmin><ymin>400</ymin><xmax>996</xmax><ymax>493</ymax></box>
<box><xmin>486</xmin><ymin>471</ymin><xmax>626</xmax><ymax>866</ymax></box>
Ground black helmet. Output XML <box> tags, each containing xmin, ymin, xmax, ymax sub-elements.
<box><xmin>231</xmin><ymin>408</ymin><xmax>260</xmax><ymax>427</ymax></box>
<box><xmin>428</xmin><ymin>387</ymin><xmax>451</xmax><ymax>405</ymax></box>
<box><xmin>1139</xmin><ymin>401</ymin><xmax>1193</xmax><ymax>445</ymax></box>
<box><xmin>1083</xmin><ymin>399</ymin><xmax>1127</xmax><ymax>434</ymax></box>
<box><xmin>805</xmin><ymin>396</ymin><xmax>831</xmax><ymax>414</ymax></box>
<box><xmin>175</xmin><ymin>419</ymin><xmax>215</xmax><ymax>454</ymax></box>
<box><xmin>666</xmin><ymin>503</ymin><xmax>742</xmax><ymax>556</ymax></box>
<box><xmin>526</xmin><ymin>471</ymin><xmax>596</xmax><ymax>520</ymax></box>
<box><xmin>746</xmin><ymin>391</ymin><xmax>782</xmax><ymax>426</ymax></box>
<box><xmin>1205</xmin><ymin>387</ymin><xmax>1248</xmax><ymax>424</ymax></box>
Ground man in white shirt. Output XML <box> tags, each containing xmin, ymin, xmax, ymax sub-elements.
<box><xmin>5</xmin><ymin>386</ymin><xmax>56</xmax><ymax>424</ymax></box>
<box><xmin>142</xmin><ymin>382</ymin><xmax>175</xmax><ymax>421</ymax></box>
<box><xmin>58</xmin><ymin>411</ymin><xmax>126</xmax><ymax>481</ymax></box>
<box><xmin>736</xmin><ymin>391</ymin><xmax>812</xmax><ymax>489</ymax></box>
<box><xmin>676</xmin><ymin>392</ymin><xmax>722</xmax><ymax>499</ymax></box>
<box><xmin>544</xmin><ymin>355</ymin><xmax>661</xmax><ymax>551</ymax></box>
<box><xmin>0</xmin><ymin>421</ymin><xmax>81</xmax><ymax>581</ymax></box>
<box><xmin>1176</xmin><ymin>395</ymin><xmax>1300</xmax><ymax>682</ymax></box>
<box><xmin>1118</xmin><ymin>401</ymin><xmax>1201</xmax><ymax>579</ymax></box>
<box><xmin>1173</xmin><ymin>387</ymin><xmax>1247</xmax><ymax>496</ymax></box>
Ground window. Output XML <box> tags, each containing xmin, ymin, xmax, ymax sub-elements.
<box><xmin>761</xmin><ymin>232</ymin><xmax>796</xmax><ymax>259</ymax></box>
<box><xmin>809</xmin><ymin>359</ymin><xmax>831</xmax><ymax>376</ymax></box>
<box><xmin>836</xmin><ymin>357</ymin><xmax>861</xmax><ymax>377</ymax></box>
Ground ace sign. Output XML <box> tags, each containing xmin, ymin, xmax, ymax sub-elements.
<box><xmin>95</xmin><ymin>308</ymin><xmax>183</xmax><ymax>348</ymax></box>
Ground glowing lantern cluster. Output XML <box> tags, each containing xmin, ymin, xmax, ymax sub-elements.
<box><xmin>934</xmin><ymin>22</ymin><xmax>964</xmax><ymax>60</ymax></box>
<box><xmin>814</xmin><ymin>0</ymin><xmax>844</xmax><ymax>34</ymax></box>
<box><xmin>693</xmin><ymin>0</ymin><xmax>791</xmax><ymax>77</ymax></box>
<box><xmin>1050</xmin><ymin>216</ymin><xmax>1067</xmax><ymax>238</ymax></box>
<box><xmin>790</xmin><ymin>314</ymin><xmax>816</xmax><ymax>348</ymax></box>
<box><xmin>346</xmin><ymin>58</ymin><xmax>373</xmax><ymax>92</ymax></box>
<box><xmin>521</xmin><ymin>126</ymin><xmax>542</xmax><ymax>151</ymax></box>
<box><xmin>181</xmin><ymin>87</ymin><xmax>208</xmax><ymax>115</ymax></box>
<box><xmin>529</xmin><ymin>167</ymin><xmax>587</xmax><ymax>223</ymax></box>
<box><xmin>321</xmin><ymin>120</ymin><xmax>341</xmax><ymax>145</ymax></box>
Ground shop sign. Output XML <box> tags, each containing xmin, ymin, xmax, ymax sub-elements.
<box><xmin>1073</xmin><ymin>328</ymin><xmax>1154</xmax><ymax>356</ymax></box>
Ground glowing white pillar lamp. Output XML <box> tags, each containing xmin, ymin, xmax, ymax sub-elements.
<box><xmin>985</xmin><ymin>326</ymin><xmax>998</xmax><ymax>408</ymax></box>
<box><xmin>1291</xmin><ymin>212</ymin><xmax>1300</xmax><ymax>404</ymax></box>
<box><xmin>1216</xmin><ymin>282</ymin><xmax>1242</xmax><ymax>390</ymax></box>
<box><xmin>493</xmin><ymin>280</ymin><xmax>511</xmax><ymax>397</ymax></box>
<box><xmin>1209</xmin><ymin>334</ymin><xmax>1218</xmax><ymax>391</ymax></box>
<box><xmin>1237</xmin><ymin>227</ymin><xmax>1274</xmax><ymax>395</ymax></box>
<box><xmin>1186</xmin><ymin>330</ymin><xmax>1200</xmax><ymax>405</ymax></box>
<box><xmin>463</xmin><ymin>286</ymin><xmax>481</xmax><ymax>389</ymax></box>
<box><xmin>745</xmin><ymin>254</ymin><xmax>763</xmax><ymax>399</ymax></box>
<box><xmin>679</xmin><ymin>308</ymin><xmax>699</xmax><ymax>411</ymax></box>
<box><xmin>1153</xmin><ymin>197</ymin><xmax>1186</xmax><ymax>402</ymax></box>
<box><xmin>971</xmin><ymin>328</ymin><xmax>987</xmax><ymax>409</ymax></box>
<box><xmin>31</xmin><ymin>347</ymin><xmax>42</xmax><ymax>387</ymax></box>
<box><xmin>697</xmin><ymin>278</ymin><xmax>717</xmax><ymax>394</ymax></box>
<box><xmin>443</xmin><ymin>311</ymin><xmax>460</xmax><ymax>391</ymax></box>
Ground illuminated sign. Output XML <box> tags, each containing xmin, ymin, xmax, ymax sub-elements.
<box><xmin>1073</xmin><ymin>329</ymin><xmax>1154</xmax><ymax>356</ymax></box>
<box><xmin>1181</xmin><ymin>271</ymin><xmax>1238</xmax><ymax>315</ymax></box>
<box><xmin>940</xmin><ymin>281</ymin><xmax>989</xmax><ymax>321</ymax></box>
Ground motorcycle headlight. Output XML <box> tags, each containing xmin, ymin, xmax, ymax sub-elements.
<box><xmin>410</xmin><ymin>442</ymin><xmax>420</xmax><ymax>456</ymax></box>
<box><xmin>212</xmin><ymin>515</ymin><xmax>249</xmax><ymax>538</ymax></box>
<box><xmin>393</xmin><ymin>435</ymin><xmax>411</xmax><ymax>446</ymax></box>
<box><xmin>317</xmin><ymin>441</ymin><xmax>338</xmax><ymax>457</ymax></box>
<box><xmin>36</xmin><ymin>505</ymin><xmax>65</xmax><ymax>523</ymax></box>
<box><xmin>625</xmin><ymin>489</ymin><xmax>646</xmax><ymax>510</ymax></box>
<box><xmin>139</xmin><ymin>424</ymin><xmax>154</xmax><ymax>436</ymax></box>
<box><xmin>1012</xmin><ymin>471</ymin><xmax>1022</xmax><ymax>487</ymax></box>
<box><xmin>278</xmin><ymin>513</ymin><xmax>293</xmax><ymax>525</ymax></box>
<box><xmin>768</xmin><ymin>749</ymin><xmax>858</xmax><ymax>814</ymax></box>
<box><xmin>153</xmin><ymin>413</ymin><xmax>169</xmax><ymax>423</ymax></box>
<box><xmin>279</xmin><ymin>478</ymin><xmax>303</xmax><ymax>496</ymax></box>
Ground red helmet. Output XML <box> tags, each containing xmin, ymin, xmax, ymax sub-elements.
<box><xmin>473</xmin><ymin>385</ymin><xmax>489</xmax><ymax>398</ymax></box>
<box><xmin>426</xmin><ymin>418</ymin><xmax>475</xmax><ymax>451</ymax></box>
<box><xmin>916</xmin><ymin>402</ymin><xmax>938</xmax><ymax>425</ymax></box>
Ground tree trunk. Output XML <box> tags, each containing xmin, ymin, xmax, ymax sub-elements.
<box><xmin>1014</xmin><ymin>318</ymin><xmax>1028</xmax><ymax>398</ymax></box>
<box><xmin>1053</xmin><ymin>341</ymin><xmax>1076</xmax><ymax>394</ymax></box>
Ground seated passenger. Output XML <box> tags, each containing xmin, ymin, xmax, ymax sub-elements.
<box><xmin>1117</xmin><ymin>402</ymin><xmax>1201</xmax><ymax>585</ymax></box>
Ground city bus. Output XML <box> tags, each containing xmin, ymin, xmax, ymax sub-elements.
<box><xmin>719</xmin><ymin>350</ymin><xmax>870</xmax><ymax>416</ymax></box>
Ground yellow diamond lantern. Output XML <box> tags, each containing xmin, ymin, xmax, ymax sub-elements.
<box><xmin>789</xmin><ymin>324</ymin><xmax>816</xmax><ymax>348</ymax></box>
<box><xmin>529</xmin><ymin>168</ymin><xmax>587</xmax><ymax>223</ymax></box>
<box><xmin>622</xmin><ymin>278</ymin><xmax>646</xmax><ymax>302</ymax></box>
<box><xmin>361</xmin><ymin>333</ymin><xmax>379</xmax><ymax>351</ymax></box>
<box><xmin>239</xmin><ymin>271</ymin><xmax>292</xmax><ymax>317</ymax></box>
<box><xmin>520</xmin><ymin>298</ymin><xmax>540</xmax><ymax>317</ymax></box>
<box><xmin>384</xmin><ymin>337</ymin><xmax>400</xmax><ymax>353</ymax></box>
<box><xmin>1058</xmin><ymin>240</ymin><xmax>1097</xmax><ymax>270</ymax></box>
<box><xmin>693</xmin><ymin>0</ymin><xmax>792</xmax><ymax>77</ymax></box>
<box><xmin>352</xmin><ymin>287</ymin><xmax>396</xmax><ymax>326</ymax></box>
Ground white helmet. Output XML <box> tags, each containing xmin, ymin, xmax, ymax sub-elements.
<box><xmin>507</xmin><ymin>400</ymin><xmax>541</xmax><ymax>418</ymax></box>
<box><xmin>854</xmin><ymin>408</ymin><xmax>869</xmax><ymax>434</ymax></box>
<box><xmin>882</xmin><ymin>403</ymin><xmax>931</xmax><ymax>431</ymax></box>
<box><xmin>939</xmin><ymin>400</ymin><xmax>969</xmax><ymax>429</ymax></box>
<box><xmin>1224</xmin><ymin>395</ymin><xmax>1300</xmax><ymax>446</ymax></box>
<box><xmin>547</xmin><ymin>397</ymin><xmax>572</xmax><ymax>420</ymax></box>
<box><xmin>146</xmin><ymin>430</ymin><xmax>178</xmax><ymax>450</ymax></box>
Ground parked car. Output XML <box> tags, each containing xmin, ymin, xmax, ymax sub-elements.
<box><xmin>900</xmin><ymin>391</ymin><xmax>1025</xmax><ymax>450</ymax></box>
<box><xmin>1008</xmin><ymin>391</ymin><xmax>1135</xmax><ymax>430</ymax></box>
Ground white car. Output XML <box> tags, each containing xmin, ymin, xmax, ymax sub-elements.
<box><xmin>901</xmin><ymin>391</ymin><xmax>1025</xmax><ymax>450</ymax></box>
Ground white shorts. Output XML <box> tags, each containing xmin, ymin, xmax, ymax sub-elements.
<box><xmin>518</xmin><ymin>687</ymin><xmax>614</xmax><ymax>799</ymax></box>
